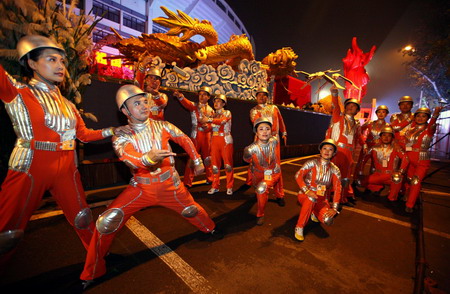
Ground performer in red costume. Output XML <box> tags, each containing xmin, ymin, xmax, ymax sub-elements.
<box><xmin>174</xmin><ymin>87</ymin><xmax>214</xmax><ymax>187</ymax></box>
<box><xmin>325</xmin><ymin>86</ymin><xmax>361</xmax><ymax>205</ymax></box>
<box><xmin>135</xmin><ymin>57</ymin><xmax>168</xmax><ymax>121</ymax></box>
<box><xmin>403</xmin><ymin>106</ymin><xmax>443</xmax><ymax>213</ymax></box>
<box><xmin>390</xmin><ymin>96</ymin><xmax>414</xmax><ymax>149</ymax></box>
<box><xmin>355</xmin><ymin>126</ymin><xmax>409</xmax><ymax>201</ymax></box>
<box><xmin>247</xmin><ymin>87</ymin><xmax>287</xmax><ymax>207</ymax></box>
<box><xmin>361</xmin><ymin>105</ymin><xmax>390</xmax><ymax>151</ymax></box>
<box><xmin>202</xmin><ymin>94</ymin><xmax>234</xmax><ymax>195</ymax></box>
<box><xmin>294</xmin><ymin>139</ymin><xmax>341</xmax><ymax>241</ymax></box>
<box><xmin>243</xmin><ymin>117</ymin><xmax>282</xmax><ymax>226</ymax></box>
<box><xmin>0</xmin><ymin>35</ymin><xmax>128</xmax><ymax>266</ymax></box>
<box><xmin>80</xmin><ymin>85</ymin><xmax>221</xmax><ymax>286</ymax></box>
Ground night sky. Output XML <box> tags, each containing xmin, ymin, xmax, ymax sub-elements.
<box><xmin>224</xmin><ymin>0</ymin><xmax>437</xmax><ymax>111</ymax></box>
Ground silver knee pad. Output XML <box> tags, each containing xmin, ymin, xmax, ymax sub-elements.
<box><xmin>212</xmin><ymin>165</ymin><xmax>219</xmax><ymax>174</ymax></box>
<box><xmin>181</xmin><ymin>205</ymin><xmax>199</xmax><ymax>218</ymax></box>
<box><xmin>96</xmin><ymin>208</ymin><xmax>124</xmax><ymax>234</ymax></box>
<box><xmin>410</xmin><ymin>175</ymin><xmax>420</xmax><ymax>185</ymax></box>
<box><xmin>256</xmin><ymin>182</ymin><xmax>268</xmax><ymax>194</ymax></box>
<box><xmin>322</xmin><ymin>209</ymin><xmax>335</xmax><ymax>226</ymax></box>
<box><xmin>225</xmin><ymin>164</ymin><xmax>232</xmax><ymax>172</ymax></box>
<box><xmin>204</xmin><ymin>156</ymin><xmax>211</xmax><ymax>167</ymax></box>
<box><xmin>74</xmin><ymin>207</ymin><xmax>93</xmax><ymax>230</ymax></box>
<box><xmin>0</xmin><ymin>229</ymin><xmax>24</xmax><ymax>255</ymax></box>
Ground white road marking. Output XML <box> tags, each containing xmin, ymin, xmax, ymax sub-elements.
<box><xmin>125</xmin><ymin>217</ymin><xmax>218</xmax><ymax>294</ymax></box>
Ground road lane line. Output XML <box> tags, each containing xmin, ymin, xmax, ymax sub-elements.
<box><xmin>125</xmin><ymin>216</ymin><xmax>217</xmax><ymax>294</ymax></box>
<box><xmin>342</xmin><ymin>206</ymin><xmax>450</xmax><ymax>240</ymax></box>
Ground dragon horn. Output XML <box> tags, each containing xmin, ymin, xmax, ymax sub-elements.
<box><xmin>339</xmin><ymin>75</ymin><xmax>361</xmax><ymax>90</ymax></box>
<box><xmin>110</xmin><ymin>27</ymin><xmax>123</xmax><ymax>40</ymax></box>
<box><xmin>324</xmin><ymin>75</ymin><xmax>345</xmax><ymax>89</ymax></box>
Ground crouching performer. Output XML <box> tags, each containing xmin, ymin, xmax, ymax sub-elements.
<box><xmin>355</xmin><ymin>126</ymin><xmax>409</xmax><ymax>201</ymax></box>
<box><xmin>243</xmin><ymin>117</ymin><xmax>282</xmax><ymax>226</ymax></box>
<box><xmin>294</xmin><ymin>139</ymin><xmax>342</xmax><ymax>241</ymax></box>
<box><xmin>80</xmin><ymin>85</ymin><xmax>222</xmax><ymax>286</ymax></box>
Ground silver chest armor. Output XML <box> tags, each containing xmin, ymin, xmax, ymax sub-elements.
<box><xmin>4</xmin><ymin>77</ymin><xmax>77</xmax><ymax>172</ymax></box>
<box><xmin>300</xmin><ymin>158</ymin><xmax>337</xmax><ymax>189</ymax></box>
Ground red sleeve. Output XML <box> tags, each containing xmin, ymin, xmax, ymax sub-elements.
<box><xmin>116</xmin><ymin>138</ymin><xmax>148</xmax><ymax>169</ymax></box>
<box><xmin>178</xmin><ymin>97</ymin><xmax>197</xmax><ymax>111</ymax></box>
<box><xmin>331</xmin><ymin>94</ymin><xmax>342</xmax><ymax>123</ymax></box>
<box><xmin>164</xmin><ymin>123</ymin><xmax>201</xmax><ymax>162</ymax></box>
<box><xmin>72</xmin><ymin>104</ymin><xmax>105</xmax><ymax>142</ymax></box>
<box><xmin>152</xmin><ymin>93</ymin><xmax>168</xmax><ymax>107</ymax></box>
<box><xmin>295</xmin><ymin>168</ymin><xmax>310</xmax><ymax>191</ymax></box>
<box><xmin>135</xmin><ymin>70</ymin><xmax>145</xmax><ymax>90</ymax></box>
<box><xmin>212</xmin><ymin>111</ymin><xmax>231</xmax><ymax>125</ymax></box>
<box><xmin>331</xmin><ymin>172</ymin><xmax>342</xmax><ymax>204</ymax></box>
<box><xmin>275</xmin><ymin>107</ymin><xmax>287</xmax><ymax>134</ymax></box>
<box><xmin>0</xmin><ymin>65</ymin><xmax>20</xmax><ymax>103</ymax></box>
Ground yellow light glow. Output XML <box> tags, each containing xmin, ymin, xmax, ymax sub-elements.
<box><xmin>403</xmin><ymin>45</ymin><xmax>413</xmax><ymax>51</ymax></box>
<box><xmin>95</xmin><ymin>52</ymin><xmax>107</xmax><ymax>65</ymax></box>
<box><xmin>111</xmin><ymin>59</ymin><xmax>121</xmax><ymax>67</ymax></box>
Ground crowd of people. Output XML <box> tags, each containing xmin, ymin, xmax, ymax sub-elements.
<box><xmin>0</xmin><ymin>35</ymin><xmax>443</xmax><ymax>288</ymax></box>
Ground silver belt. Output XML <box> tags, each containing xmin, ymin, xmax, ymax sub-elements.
<box><xmin>16</xmin><ymin>138</ymin><xmax>75</xmax><ymax>151</ymax></box>
<box><xmin>337</xmin><ymin>142</ymin><xmax>353</xmax><ymax>152</ymax></box>
<box><xmin>135</xmin><ymin>169</ymin><xmax>172</xmax><ymax>185</ymax></box>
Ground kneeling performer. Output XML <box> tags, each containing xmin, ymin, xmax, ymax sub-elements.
<box><xmin>294</xmin><ymin>139</ymin><xmax>342</xmax><ymax>241</ymax></box>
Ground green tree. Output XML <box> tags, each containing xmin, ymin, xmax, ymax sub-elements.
<box><xmin>402</xmin><ymin>0</ymin><xmax>449</xmax><ymax>107</ymax></box>
<box><xmin>0</xmin><ymin>0</ymin><xmax>101</xmax><ymax>121</ymax></box>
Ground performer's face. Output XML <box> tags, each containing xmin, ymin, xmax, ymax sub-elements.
<box><xmin>28</xmin><ymin>49</ymin><xmax>66</xmax><ymax>83</ymax></box>
<box><xmin>143</xmin><ymin>75</ymin><xmax>160</xmax><ymax>93</ymax></box>
<box><xmin>344</xmin><ymin>103</ymin><xmax>359</xmax><ymax>116</ymax></box>
<box><xmin>198</xmin><ymin>91</ymin><xmax>210</xmax><ymax>104</ymax></box>
<box><xmin>399</xmin><ymin>102</ymin><xmax>413</xmax><ymax>113</ymax></box>
<box><xmin>256</xmin><ymin>123</ymin><xmax>271</xmax><ymax>143</ymax></box>
<box><xmin>376</xmin><ymin>109</ymin><xmax>388</xmax><ymax>120</ymax></box>
<box><xmin>122</xmin><ymin>95</ymin><xmax>150</xmax><ymax>123</ymax></box>
<box><xmin>320</xmin><ymin>144</ymin><xmax>335</xmax><ymax>160</ymax></box>
<box><xmin>414</xmin><ymin>113</ymin><xmax>429</xmax><ymax>125</ymax></box>
<box><xmin>380</xmin><ymin>132</ymin><xmax>394</xmax><ymax>144</ymax></box>
<box><xmin>213</xmin><ymin>98</ymin><xmax>225</xmax><ymax>110</ymax></box>
<box><xmin>256</xmin><ymin>93</ymin><xmax>268</xmax><ymax>104</ymax></box>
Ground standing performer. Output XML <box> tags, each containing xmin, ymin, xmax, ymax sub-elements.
<box><xmin>361</xmin><ymin>105</ymin><xmax>390</xmax><ymax>151</ymax></box>
<box><xmin>173</xmin><ymin>87</ymin><xmax>214</xmax><ymax>187</ymax></box>
<box><xmin>355</xmin><ymin>126</ymin><xmax>409</xmax><ymax>201</ymax></box>
<box><xmin>135</xmin><ymin>56</ymin><xmax>168</xmax><ymax>121</ymax></box>
<box><xmin>0</xmin><ymin>35</ymin><xmax>127</xmax><ymax>266</ymax></box>
<box><xmin>325</xmin><ymin>86</ymin><xmax>362</xmax><ymax>205</ymax></box>
<box><xmin>294</xmin><ymin>139</ymin><xmax>341</xmax><ymax>241</ymax></box>
<box><xmin>80</xmin><ymin>85</ymin><xmax>222</xmax><ymax>285</ymax></box>
<box><xmin>390</xmin><ymin>96</ymin><xmax>414</xmax><ymax>148</ymax></box>
<box><xmin>247</xmin><ymin>87</ymin><xmax>287</xmax><ymax>206</ymax></box>
<box><xmin>202</xmin><ymin>94</ymin><xmax>234</xmax><ymax>195</ymax></box>
<box><xmin>403</xmin><ymin>106</ymin><xmax>443</xmax><ymax>213</ymax></box>
<box><xmin>243</xmin><ymin>117</ymin><xmax>282</xmax><ymax>226</ymax></box>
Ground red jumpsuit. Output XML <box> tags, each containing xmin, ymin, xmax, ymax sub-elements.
<box><xmin>243</xmin><ymin>137</ymin><xmax>281</xmax><ymax>217</ymax></box>
<box><xmin>177</xmin><ymin>96</ymin><xmax>214</xmax><ymax>186</ymax></box>
<box><xmin>403</xmin><ymin>117</ymin><xmax>438</xmax><ymax>209</ymax></box>
<box><xmin>248</xmin><ymin>104</ymin><xmax>287</xmax><ymax>198</ymax></box>
<box><xmin>80</xmin><ymin>119</ymin><xmax>215</xmax><ymax>280</ymax></box>
<box><xmin>210</xmin><ymin>109</ymin><xmax>234</xmax><ymax>190</ymax></box>
<box><xmin>295</xmin><ymin>158</ymin><xmax>342</xmax><ymax>228</ymax></box>
<box><xmin>325</xmin><ymin>93</ymin><xmax>361</xmax><ymax>203</ymax></box>
<box><xmin>0</xmin><ymin>65</ymin><xmax>112</xmax><ymax>263</ymax></box>
<box><xmin>390</xmin><ymin>112</ymin><xmax>413</xmax><ymax>149</ymax></box>
<box><xmin>358</xmin><ymin>143</ymin><xmax>409</xmax><ymax>201</ymax></box>
<box><xmin>135</xmin><ymin>70</ymin><xmax>168</xmax><ymax>120</ymax></box>
<box><xmin>361</xmin><ymin>119</ymin><xmax>389</xmax><ymax>150</ymax></box>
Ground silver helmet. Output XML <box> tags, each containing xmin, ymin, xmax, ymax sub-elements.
<box><xmin>116</xmin><ymin>84</ymin><xmax>146</xmax><ymax>110</ymax></box>
<box><xmin>17</xmin><ymin>35</ymin><xmax>65</xmax><ymax>66</ymax></box>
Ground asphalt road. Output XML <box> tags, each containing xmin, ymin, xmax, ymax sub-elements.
<box><xmin>1</xmin><ymin>156</ymin><xmax>449</xmax><ymax>294</ymax></box>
